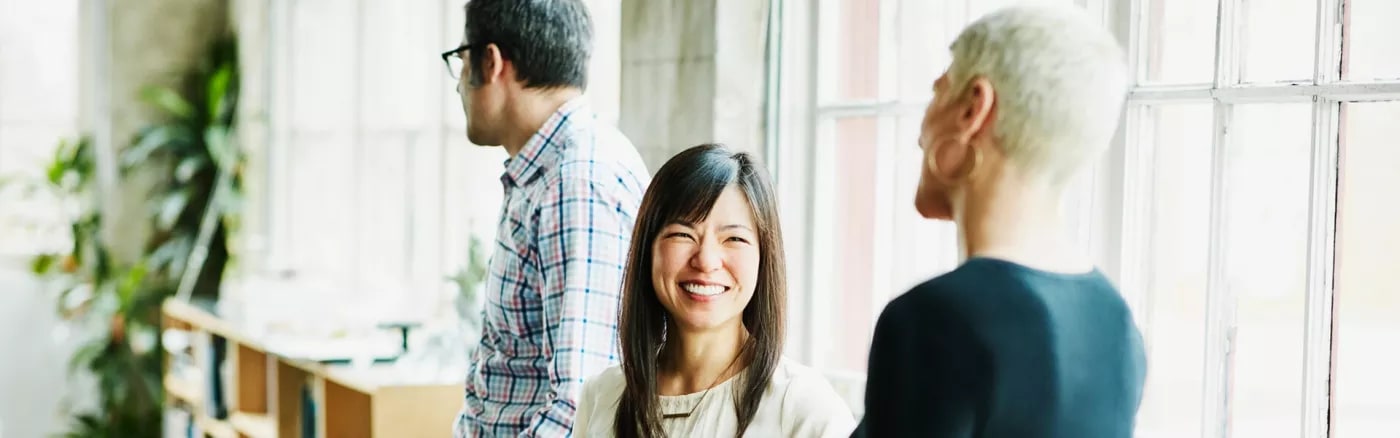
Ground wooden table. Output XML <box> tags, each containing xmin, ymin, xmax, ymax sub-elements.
<box><xmin>162</xmin><ymin>299</ymin><xmax>461</xmax><ymax>438</ymax></box>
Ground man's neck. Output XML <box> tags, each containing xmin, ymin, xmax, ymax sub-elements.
<box><xmin>657</xmin><ymin>323</ymin><xmax>749</xmax><ymax>395</ymax></box>
<box><xmin>954</xmin><ymin>168</ymin><xmax>1091</xmax><ymax>274</ymax></box>
<box><xmin>500</xmin><ymin>87</ymin><xmax>584</xmax><ymax>157</ymax></box>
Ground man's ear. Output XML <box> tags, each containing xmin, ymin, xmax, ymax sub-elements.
<box><xmin>959</xmin><ymin>77</ymin><xmax>996</xmax><ymax>142</ymax></box>
<box><xmin>481</xmin><ymin>43</ymin><xmax>505</xmax><ymax>84</ymax></box>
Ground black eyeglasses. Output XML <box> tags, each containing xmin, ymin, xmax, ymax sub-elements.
<box><xmin>441</xmin><ymin>43</ymin><xmax>475</xmax><ymax>79</ymax></box>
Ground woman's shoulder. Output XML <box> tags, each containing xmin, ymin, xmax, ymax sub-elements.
<box><xmin>583</xmin><ymin>365</ymin><xmax>627</xmax><ymax>395</ymax></box>
<box><xmin>577</xmin><ymin>366</ymin><xmax>625</xmax><ymax>437</ymax></box>
<box><xmin>765</xmin><ymin>358</ymin><xmax>857</xmax><ymax>436</ymax></box>
<box><xmin>768</xmin><ymin>358</ymin><xmax>844</xmax><ymax>401</ymax></box>
<box><xmin>767</xmin><ymin>357</ymin><xmax>823</xmax><ymax>385</ymax></box>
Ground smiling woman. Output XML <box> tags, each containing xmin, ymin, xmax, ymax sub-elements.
<box><xmin>574</xmin><ymin>144</ymin><xmax>855</xmax><ymax>438</ymax></box>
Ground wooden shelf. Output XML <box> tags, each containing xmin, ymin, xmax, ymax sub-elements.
<box><xmin>229</xmin><ymin>412</ymin><xmax>276</xmax><ymax>438</ymax></box>
<box><xmin>164</xmin><ymin>374</ymin><xmax>203</xmax><ymax>406</ymax></box>
<box><xmin>195</xmin><ymin>415</ymin><xmax>238</xmax><ymax>438</ymax></box>
<box><xmin>162</xmin><ymin>298</ymin><xmax>463</xmax><ymax>437</ymax></box>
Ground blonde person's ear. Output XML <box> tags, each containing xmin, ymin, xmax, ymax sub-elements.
<box><xmin>959</xmin><ymin>77</ymin><xmax>997</xmax><ymax>145</ymax></box>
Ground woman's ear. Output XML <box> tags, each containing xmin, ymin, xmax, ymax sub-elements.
<box><xmin>959</xmin><ymin>77</ymin><xmax>996</xmax><ymax>142</ymax></box>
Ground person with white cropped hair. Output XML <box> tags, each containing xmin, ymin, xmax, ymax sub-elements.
<box><xmin>853</xmin><ymin>4</ymin><xmax>1146</xmax><ymax>437</ymax></box>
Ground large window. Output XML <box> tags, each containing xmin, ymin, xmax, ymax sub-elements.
<box><xmin>236</xmin><ymin>0</ymin><xmax>621</xmax><ymax>320</ymax></box>
<box><xmin>1125</xmin><ymin>0</ymin><xmax>1400</xmax><ymax>436</ymax></box>
<box><xmin>781</xmin><ymin>0</ymin><xmax>1400</xmax><ymax>435</ymax></box>
<box><xmin>776</xmin><ymin>0</ymin><xmax>1096</xmax><ymax>374</ymax></box>
<box><xmin>0</xmin><ymin>0</ymin><xmax>81</xmax><ymax>259</ymax></box>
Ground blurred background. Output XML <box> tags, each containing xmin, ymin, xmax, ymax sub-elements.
<box><xmin>1</xmin><ymin>0</ymin><xmax>1397</xmax><ymax>437</ymax></box>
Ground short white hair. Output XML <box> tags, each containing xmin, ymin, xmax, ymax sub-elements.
<box><xmin>946</xmin><ymin>4</ymin><xmax>1128</xmax><ymax>185</ymax></box>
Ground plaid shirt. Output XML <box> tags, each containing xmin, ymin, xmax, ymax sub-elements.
<box><xmin>454</xmin><ymin>97</ymin><xmax>650</xmax><ymax>437</ymax></box>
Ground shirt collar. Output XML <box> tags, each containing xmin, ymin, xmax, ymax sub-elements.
<box><xmin>500</xmin><ymin>96</ymin><xmax>592</xmax><ymax>187</ymax></box>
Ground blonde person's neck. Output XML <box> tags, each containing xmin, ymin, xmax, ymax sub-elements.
<box><xmin>956</xmin><ymin>169</ymin><xmax>1092</xmax><ymax>274</ymax></box>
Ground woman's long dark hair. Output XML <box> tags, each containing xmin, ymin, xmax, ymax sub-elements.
<box><xmin>614</xmin><ymin>144</ymin><xmax>787</xmax><ymax>438</ymax></box>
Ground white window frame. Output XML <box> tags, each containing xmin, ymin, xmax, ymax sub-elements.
<box><xmin>236</xmin><ymin>0</ymin><xmax>624</xmax><ymax>321</ymax></box>
<box><xmin>1120</xmin><ymin>0</ymin><xmax>1400</xmax><ymax>436</ymax></box>
<box><xmin>237</xmin><ymin>0</ymin><xmax>489</xmax><ymax>316</ymax></box>
<box><xmin>0</xmin><ymin>0</ymin><xmax>87</xmax><ymax>263</ymax></box>
<box><xmin>774</xmin><ymin>0</ymin><xmax>1112</xmax><ymax>374</ymax></box>
<box><xmin>776</xmin><ymin>0</ymin><xmax>1400</xmax><ymax>434</ymax></box>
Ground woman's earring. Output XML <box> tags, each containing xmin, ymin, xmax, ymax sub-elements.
<box><xmin>926</xmin><ymin>139</ymin><xmax>981</xmax><ymax>186</ymax></box>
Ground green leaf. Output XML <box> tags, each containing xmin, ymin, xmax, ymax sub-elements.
<box><xmin>139</xmin><ymin>86</ymin><xmax>193</xmax><ymax>119</ymax></box>
<box><xmin>116</xmin><ymin>264</ymin><xmax>148</xmax><ymax>310</ymax></box>
<box><xmin>57</xmin><ymin>282</ymin><xmax>94</xmax><ymax>318</ymax></box>
<box><xmin>157</xmin><ymin>189</ymin><xmax>191</xmax><ymax>231</ymax></box>
<box><xmin>205</xmin><ymin>126</ymin><xmax>234</xmax><ymax>171</ymax></box>
<box><xmin>123</xmin><ymin>125</ymin><xmax>194</xmax><ymax>167</ymax></box>
<box><xmin>174</xmin><ymin>156</ymin><xmax>209</xmax><ymax>183</ymax></box>
<box><xmin>46</xmin><ymin>152</ymin><xmax>68</xmax><ymax>186</ymax></box>
<box><xmin>207</xmin><ymin>64</ymin><xmax>232</xmax><ymax>121</ymax></box>
<box><xmin>68</xmin><ymin>338</ymin><xmax>107</xmax><ymax>377</ymax></box>
<box><xmin>147</xmin><ymin>235</ymin><xmax>192</xmax><ymax>273</ymax></box>
<box><xmin>31</xmin><ymin>253</ymin><xmax>57</xmax><ymax>274</ymax></box>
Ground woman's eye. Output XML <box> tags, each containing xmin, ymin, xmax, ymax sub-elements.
<box><xmin>726</xmin><ymin>236</ymin><xmax>750</xmax><ymax>244</ymax></box>
<box><xmin>666</xmin><ymin>232</ymin><xmax>695</xmax><ymax>241</ymax></box>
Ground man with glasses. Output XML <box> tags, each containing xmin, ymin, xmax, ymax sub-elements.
<box><xmin>444</xmin><ymin>1</ymin><xmax>649</xmax><ymax>436</ymax></box>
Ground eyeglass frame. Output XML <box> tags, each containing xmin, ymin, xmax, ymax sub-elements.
<box><xmin>440</xmin><ymin>43</ymin><xmax>476</xmax><ymax>79</ymax></box>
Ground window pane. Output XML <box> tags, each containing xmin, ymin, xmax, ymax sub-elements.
<box><xmin>822</xmin><ymin>116</ymin><xmax>878</xmax><ymax>371</ymax></box>
<box><xmin>891</xmin><ymin>115</ymin><xmax>958</xmax><ymax>293</ymax></box>
<box><xmin>896</xmin><ymin>0</ymin><xmax>952</xmax><ymax>102</ymax></box>
<box><xmin>1343</xmin><ymin>0</ymin><xmax>1400</xmax><ymax>81</ymax></box>
<box><xmin>0</xmin><ymin>0</ymin><xmax>79</xmax><ymax>257</ymax></box>
<box><xmin>0</xmin><ymin>0</ymin><xmax>80</xmax><ymax>122</ymax></box>
<box><xmin>835</xmin><ymin>0</ymin><xmax>880</xmax><ymax>101</ymax></box>
<box><xmin>361</xmin><ymin>1</ymin><xmax>435</xmax><ymax>131</ymax></box>
<box><xmin>289</xmin><ymin>0</ymin><xmax>356</xmax><ymax>129</ymax></box>
<box><xmin>1333</xmin><ymin>101</ymin><xmax>1400</xmax><ymax>435</ymax></box>
<box><xmin>356</xmin><ymin>134</ymin><xmax>412</xmax><ymax>293</ymax></box>
<box><xmin>1225</xmin><ymin>103</ymin><xmax>1312</xmax><ymax>437</ymax></box>
<box><xmin>283</xmin><ymin>132</ymin><xmax>356</xmax><ymax>282</ymax></box>
<box><xmin>1143</xmin><ymin>0</ymin><xmax>1217</xmax><ymax>84</ymax></box>
<box><xmin>1135</xmin><ymin>103</ymin><xmax>1214</xmax><ymax>438</ymax></box>
<box><xmin>1238</xmin><ymin>0</ymin><xmax>1316</xmax><ymax>83</ymax></box>
<box><xmin>0</xmin><ymin>124</ymin><xmax>72</xmax><ymax>256</ymax></box>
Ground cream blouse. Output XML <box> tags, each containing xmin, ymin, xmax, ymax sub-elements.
<box><xmin>575</xmin><ymin>357</ymin><xmax>856</xmax><ymax>437</ymax></box>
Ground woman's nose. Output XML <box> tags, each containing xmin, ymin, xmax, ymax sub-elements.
<box><xmin>689</xmin><ymin>239</ymin><xmax>724</xmax><ymax>272</ymax></box>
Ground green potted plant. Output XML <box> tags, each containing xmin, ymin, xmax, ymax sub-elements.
<box><xmin>23</xmin><ymin>32</ymin><xmax>243</xmax><ymax>437</ymax></box>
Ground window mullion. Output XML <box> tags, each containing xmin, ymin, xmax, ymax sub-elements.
<box><xmin>876</xmin><ymin>0</ymin><xmax>897</xmax><ymax>103</ymax></box>
<box><xmin>1202</xmin><ymin>0</ymin><xmax>1240</xmax><ymax>435</ymax></box>
<box><xmin>1202</xmin><ymin>99</ymin><xmax>1234</xmax><ymax>438</ymax></box>
<box><xmin>1302</xmin><ymin>0</ymin><xmax>1343</xmax><ymax>435</ymax></box>
<box><xmin>1126</xmin><ymin>0</ymin><xmax>1147</xmax><ymax>85</ymax></box>
<box><xmin>1117</xmin><ymin>104</ymin><xmax>1153</xmax><ymax>328</ymax></box>
<box><xmin>1214</xmin><ymin>0</ymin><xmax>1239</xmax><ymax>88</ymax></box>
<box><xmin>1300</xmin><ymin>98</ymin><xmax>1341</xmax><ymax>438</ymax></box>
<box><xmin>1314</xmin><ymin>0</ymin><xmax>1344</xmax><ymax>84</ymax></box>
<box><xmin>815</xmin><ymin>100</ymin><xmax>923</xmax><ymax>118</ymax></box>
<box><xmin>801</xmin><ymin>0</ymin><xmax>834</xmax><ymax>370</ymax></box>
<box><xmin>351</xmin><ymin>0</ymin><xmax>368</xmax><ymax>296</ymax></box>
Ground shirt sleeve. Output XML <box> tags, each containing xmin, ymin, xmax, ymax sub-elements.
<box><xmin>520</xmin><ymin>175</ymin><xmax>628</xmax><ymax>437</ymax></box>
<box><xmin>860</xmin><ymin>291</ymin><xmax>979</xmax><ymax>437</ymax></box>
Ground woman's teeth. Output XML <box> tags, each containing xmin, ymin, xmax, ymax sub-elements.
<box><xmin>682</xmin><ymin>283</ymin><xmax>727</xmax><ymax>296</ymax></box>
